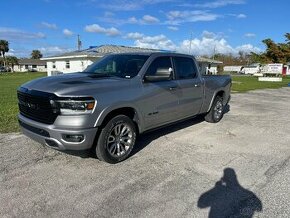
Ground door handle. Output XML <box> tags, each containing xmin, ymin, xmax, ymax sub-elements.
<box><xmin>194</xmin><ymin>84</ymin><xmax>201</xmax><ymax>87</ymax></box>
<box><xmin>169</xmin><ymin>86</ymin><xmax>178</xmax><ymax>91</ymax></box>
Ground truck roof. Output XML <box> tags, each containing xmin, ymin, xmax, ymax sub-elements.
<box><xmin>109</xmin><ymin>52</ymin><xmax>196</xmax><ymax>59</ymax></box>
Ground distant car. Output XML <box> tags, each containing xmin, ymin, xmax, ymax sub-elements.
<box><xmin>0</xmin><ymin>66</ymin><xmax>9</xmax><ymax>72</ymax></box>
<box><xmin>28</xmin><ymin>69</ymin><xmax>38</xmax><ymax>72</ymax></box>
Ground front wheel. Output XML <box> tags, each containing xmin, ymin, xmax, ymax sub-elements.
<box><xmin>204</xmin><ymin>96</ymin><xmax>224</xmax><ymax>123</ymax></box>
<box><xmin>95</xmin><ymin>115</ymin><xmax>137</xmax><ymax>164</ymax></box>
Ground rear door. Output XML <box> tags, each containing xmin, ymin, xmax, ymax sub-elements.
<box><xmin>141</xmin><ymin>56</ymin><xmax>180</xmax><ymax>129</ymax></box>
<box><xmin>173</xmin><ymin>56</ymin><xmax>203</xmax><ymax>117</ymax></box>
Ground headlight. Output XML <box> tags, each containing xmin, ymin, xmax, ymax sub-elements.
<box><xmin>50</xmin><ymin>97</ymin><xmax>95</xmax><ymax>115</ymax></box>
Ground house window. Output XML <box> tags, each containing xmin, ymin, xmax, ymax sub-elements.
<box><xmin>44</xmin><ymin>65</ymin><xmax>47</xmax><ymax>68</ymax></box>
<box><xmin>52</xmin><ymin>62</ymin><xmax>56</xmax><ymax>69</ymax></box>
<box><xmin>25</xmin><ymin>65</ymin><xmax>28</xmax><ymax>69</ymax></box>
<box><xmin>32</xmin><ymin>65</ymin><xmax>37</xmax><ymax>69</ymax></box>
<box><xmin>65</xmin><ymin>61</ymin><xmax>70</xmax><ymax>69</ymax></box>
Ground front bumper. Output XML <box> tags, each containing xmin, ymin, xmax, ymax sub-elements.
<box><xmin>18</xmin><ymin>114</ymin><xmax>97</xmax><ymax>150</ymax></box>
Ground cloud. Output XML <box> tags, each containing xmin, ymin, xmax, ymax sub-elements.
<box><xmin>6</xmin><ymin>48</ymin><xmax>16</xmax><ymax>56</ymax></box>
<box><xmin>236</xmin><ymin>44</ymin><xmax>261</xmax><ymax>53</ymax></box>
<box><xmin>63</xmin><ymin>28</ymin><xmax>73</xmax><ymax>37</ymax></box>
<box><xmin>0</xmin><ymin>27</ymin><xmax>46</xmax><ymax>42</ymax></box>
<box><xmin>128</xmin><ymin>17</ymin><xmax>138</xmax><ymax>24</ymax></box>
<box><xmin>126</xmin><ymin>32</ymin><xmax>144</xmax><ymax>40</ymax></box>
<box><xmin>98</xmin><ymin>14</ymin><xmax>160</xmax><ymax>26</ymax></box>
<box><xmin>166</xmin><ymin>10</ymin><xmax>220</xmax><ymax>25</ymax></box>
<box><xmin>202</xmin><ymin>30</ymin><xmax>217</xmax><ymax>39</ymax></box>
<box><xmin>168</xmin><ymin>26</ymin><xmax>179</xmax><ymax>31</ymax></box>
<box><xmin>4</xmin><ymin>46</ymin><xmax>72</xmax><ymax>58</ymax></box>
<box><xmin>244</xmin><ymin>33</ymin><xmax>256</xmax><ymax>38</ymax></box>
<box><xmin>126</xmin><ymin>32</ymin><xmax>176</xmax><ymax>51</ymax></box>
<box><xmin>104</xmin><ymin>11</ymin><xmax>115</xmax><ymax>17</ymax></box>
<box><xmin>127</xmin><ymin>31</ymin><xmax>261</xmax><ymax>56</ymax></box>
<box><xmin>178</xmin><ymin>31</ymin><xmax>260</xmax><ymax>55</ymax></box>
<box><xmin>141</xmin><ymin>15</ymin><xmax>160</xmax><ymax>24</ymax></box>
<box><xmin>38</xmin><ymin>46</ymin><xmax>72</xmax><ymax>56</ymax></box>
<box><xmin>97</xmin><ymin>16</ymin><xmax>138</xmax><ymax>26</ymax></box>
<box><xmin>96</xmin><ymin>0</ymin><xmax>176</xmax><ymax>11</ymax></box>
<box><xmin>133</xmin><ymin>34</ymin><xmax>176</xmax><ymax>51</ymax></box>
<box><xmin>41</xmin><ymin>22</ymin><xmax>57</xmax><ymax>29</ymax></box>
<box><xmin>84</xmin><ymin>24</ymin><xmax>120</xmax><ymax>36</ymax></box>
<box><xmin>179</xmin><ymin>38</ymin><xmax>233</xmax><ymax>55</ymax></box>
<box><xmin>236</xmin><ymin>13</ymin><xmax>247</xmax><ymax>18</ymax></box>
<box><xmin>194</xmin><ymin>0</ymin><xmax>245</xmax><ymax>8</ymax></box>
<box><xmin>36</xmin><ymin>32</ymin><xmax>46</xmax><ymax>38</ymax></box>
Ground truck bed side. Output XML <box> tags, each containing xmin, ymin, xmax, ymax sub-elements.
<box><xmin>200</xmin><ymin>75</ymin><xmax>231</xmax><ymax>114</ymax></box>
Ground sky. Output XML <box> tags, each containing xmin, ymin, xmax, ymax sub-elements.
<box><xmin>0</xmin><ymin>0</ymin><xmax>289</xmax><ymax>58</ymax></box>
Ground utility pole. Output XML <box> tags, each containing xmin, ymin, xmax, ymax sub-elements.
<box><xmin>189</xmin><ymin>32</ymin><xmax>193</xmax><ymax>55</ymax></box>
<box><xmin>213</xmin><ymin>45</ymin><xmax>216</xmax><ymax>60</ymax></box>
<box><xmin>77</xmin><ymin>35</ymin><xmax>82</xmax><ymax>51</ymax></box>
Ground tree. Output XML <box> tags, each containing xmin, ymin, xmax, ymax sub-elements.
<box><xmin>6</xmin><ymin>56</ymin><xmax>18</xmax><ymax>72</ymax></box>
<box><xmin>251</xmin><ymin>33</ymin><xmax>290</xmax><ymax>64</ymax></box>
<box><xmin>31</xmin><ymin>50</ymin><xmax>43</xmax><ymax>59</ymax></box>
<box><xmin>0</xmin><ymin>40</ymin><xmax>9</xmax><ymax>67</ymax></box>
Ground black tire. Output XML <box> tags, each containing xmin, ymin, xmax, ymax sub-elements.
<box><xmin>95</xmin><ymin>115</ymin><xmax>137</xmax><ymax>164</ymax></box>
<box><xmin>204</xmin><ymin>96</ymin><xmax>224</xmax><ymax>123</ymax></box>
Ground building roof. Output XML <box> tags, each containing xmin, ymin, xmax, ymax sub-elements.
<box><xmin>41</xmin><ymin>45</ymin><xmax>163</xmax><ymax>60</ymax></box>
<box><xmin>41</xmin><ymin>44</ymin><xmax>222</xmax><ymax>64</ymax></box>
<box><xmin>18</xmin><ymin>58</ymin><xmax>46</xmax><ymax>65</ymax></box>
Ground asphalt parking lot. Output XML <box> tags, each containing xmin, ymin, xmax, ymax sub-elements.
<box><xmin>1</xmin><ymin>87</ymin><xmax>290</xmax><ymax>218</ymax></box>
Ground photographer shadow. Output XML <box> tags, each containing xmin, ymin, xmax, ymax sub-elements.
<box><xmin>198</xmin><ymin>168</ymin><xmax>262</xmax><ymax>218</ymax></box>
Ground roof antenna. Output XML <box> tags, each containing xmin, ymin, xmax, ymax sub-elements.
<box><xmin>77</xmin><ymin>34</ymin><xmax>82</xmax><ymax>51</ymax></box>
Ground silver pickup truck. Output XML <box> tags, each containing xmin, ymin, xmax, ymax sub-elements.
<box><xmin>18</xmin><ymin>53</ymin><xmax>231</xmax><ymax>163</ymax></box>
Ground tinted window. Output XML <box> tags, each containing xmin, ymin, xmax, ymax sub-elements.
<box><xmin>146</xmin><ymin>56</ymin><xmax>172</xmax><ymax>76</ymax></box>
<box><xmin>84</xmin><ymin>55</ymin><xmax>149</xmax><ymax>78</ymax></box>
<box><xmin>174</xmin><ymin>57</ymin><xmax>197</xmax><ymax>79</ymax></box>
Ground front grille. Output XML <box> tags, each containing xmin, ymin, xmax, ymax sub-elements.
<box><xmin>17</xmin><ymin>90</ymin><xmax>59</xmax><ymax>124</ymax></box>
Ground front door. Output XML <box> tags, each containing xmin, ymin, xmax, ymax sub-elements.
<box><xmin>141</xmin><ymin>56</ymin><xmax>180</xmax><ymax>129</ymax></box>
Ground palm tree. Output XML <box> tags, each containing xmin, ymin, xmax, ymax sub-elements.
<box><xmin>0</xmin><ymin>40</ymin><xmax>9</xmax><ymax>67</ymax></box>
<box><xmin>31</xmin><ymin>50</ymin><xmax>43</xmax><ymax>59</ymax></box>
<box><xmin>6</xmin><ymin>56</ymin><xmax>18</xmax><ymax>72</ymax></box>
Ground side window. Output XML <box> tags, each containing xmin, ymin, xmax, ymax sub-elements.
<box><xmin>146</xmin><ymin>56</ymin><xmax>172</xmax><ymax>77</ymax></box>
<box><xmin>65</xmin><ymin>61</ymin><xmax>70</xmax><ymax>69</ymax></box>
<box><xmin>174</xmin><ymin>57</ymin><xmax>197</xmax><ymax>79</ymax></box>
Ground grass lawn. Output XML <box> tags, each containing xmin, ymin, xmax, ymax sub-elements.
<box><xmin>0</xmin><ymin>72</ymin><xmax>46</xmax><ymax>133</ymax></box>
<box><xmin>231</xmin><ymin>75</ymin><xmax>290</xmax><ymax>92</ymax></box>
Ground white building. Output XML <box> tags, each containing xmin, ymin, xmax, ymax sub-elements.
<box><xmin>224</xmin><ymin>63</ymin><xmax>290</xmax><ymax>76</ymax></box>
<box><xmin>42</xmin><ymin>45</ymin><xmax>223</xmax><ymax>76</ymax></box>
<box><xmin>224</xmin><ymin>63</ymin><xmax>261</xmax><ymax>75</ymax></box>
<box><xmin>261</xmin><ymin>63</ymin><xmax>290</xmax><ymax>76</ymax></box>
<box><xmin>196</xmin><ymin>56</ymin><xmax>223</xmax><ymax>75</ymax></box>
<box><xmin>13</xmin><ymin>59</ymin><xmax>47</xmax><ymax>72</ymax></box>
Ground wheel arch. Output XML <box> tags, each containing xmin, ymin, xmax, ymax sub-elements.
<box><xmin>94</xmin><ymin>106</ymin><xmax>142</xmax><ymax>134</ymax></box>
<box><xmin>207</xmin><ymin>90</ymin><xmax>226</xmax><ymax>112</ymax></box>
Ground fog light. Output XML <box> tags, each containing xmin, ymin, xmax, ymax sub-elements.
<box><xmin>63</xmin><ymin>134</ymin><xmax>84</xmax><ymax>142</ymax></box>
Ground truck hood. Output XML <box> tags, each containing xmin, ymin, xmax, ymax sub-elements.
<box><xmin>21</xmin><ymin>72</ymin><xmax>131</xmax><ymax>96</ymax></box>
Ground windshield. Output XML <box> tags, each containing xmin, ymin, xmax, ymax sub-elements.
<box><xmin>83</xmin><ymin>54</ymin><xmax>149</xmax><ymax>79</ymax></box>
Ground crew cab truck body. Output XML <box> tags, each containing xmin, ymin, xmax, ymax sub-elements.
<box><xmin>18</xmin><ymin>53</ymin><xmax>231</xmax><ymax>163</ymax></box>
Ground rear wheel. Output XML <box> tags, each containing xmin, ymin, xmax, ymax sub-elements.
<box><xmin>204</xmin><ymin>96</ymin><xmax>224</xmax><ymax>123</ymax></box>
<box><xmin>95</xmin><ymin>115</ymin><xmax>137</xmax><ymax>164</ymax></box>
